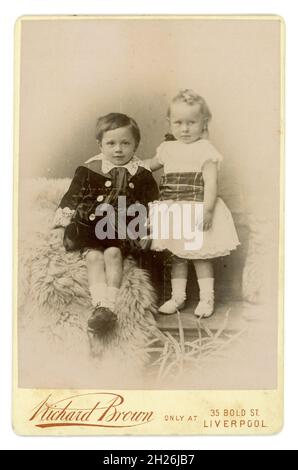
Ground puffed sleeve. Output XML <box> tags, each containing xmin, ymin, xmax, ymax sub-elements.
<box><xmin>52</xmin><ymin>166</ymin><xmax>86</xmax><ymax>228</ymax></box>
<box><xmin>200</xmin><ymin>141</ymin><xmax>223</xmax><ymax>171</ymax></box>
<box><xmin>155</xmin><ymin>141</ymin><xmax>168</xmax><ymax>166</ymax></box>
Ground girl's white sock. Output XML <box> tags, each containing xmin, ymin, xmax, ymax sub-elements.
<box><xmin>171</xmin><ymin>278</ymin><xmax>187</xmax><ymax>304</ymax></box>
<box><xmin>103</xmin><ymin>286</ymin><xmax>120</xmax><ymax>312</ymax></box>
<box><xmin>197</xmin><ymin>277</ymin><xmax>214</xmax><ymax>298</ymax></box>
<box><xmin>89</xmin><ymin>282</ymin><xmax>107</xmax><ymax>307</ymax></box>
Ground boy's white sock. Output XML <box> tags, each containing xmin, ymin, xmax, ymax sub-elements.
<box><xmin>89</xmin><ymin>282</ymin><xmax>107</xmax><ymax>307</ymax></box>
<box><xmin>197</xmin><ymin>278</ymin><xmax>214</xmax><ymax>298</ymax></box>
<box><xmin>171</xmin><ymin>278</ymin><xmax>187</xmax><ymax>304</ymax></box>
<box><xmin>102</xmin><ymin>286</ymin><xmax>120</xmax><ymax>312</ymax></box>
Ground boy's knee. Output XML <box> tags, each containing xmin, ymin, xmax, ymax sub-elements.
<box><xmin>85</xmin><ymin>250</ymin><xmax>104</xmax><ymax>264</ymax></box>
<box><xmin>104</xmin><ymin>247</ymin><xmax>122</xmax><ymax>263</ymax></box>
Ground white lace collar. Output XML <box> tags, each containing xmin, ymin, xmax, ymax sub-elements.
<box><xmin>84</xmin><ymin>153</ymin><xmax>150</xmax><ymax>176</ymax></box>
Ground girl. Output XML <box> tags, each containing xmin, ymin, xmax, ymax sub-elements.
<box><xmin>147</xmin><ymin>90</ymin><xmax>240</xmax><ymax>317</ymax></box>
<box><xmin>50</xmin><ymin>113</ymin><xmax>158</xmax><ymax>334</ymax></box>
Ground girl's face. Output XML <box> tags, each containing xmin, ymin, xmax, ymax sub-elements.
<box><xmin>100</xmin><ymin>126</ymin><xmax>137</xmax><ymax>165</ymax></box>
<box><xmin>169</xmin><ymin>102</ymin><xmax>206</xmax><ymax>143</ymax></box>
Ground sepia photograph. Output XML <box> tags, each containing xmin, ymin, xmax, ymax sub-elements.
<box><xmin>13</xmin><ymin>15</ymin><xmax>283</xmax><ymax>434</ymax></box>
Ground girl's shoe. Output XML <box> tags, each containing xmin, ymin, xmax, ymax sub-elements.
<box><xmin>194</xmin><ymin>296</ymin><xmax>214</xmax><ymax>318</ymax></box>
<box><xmin>158</xmin><ymin>298</ymin><xmax>185</xmax><ymax>314</ymax></box>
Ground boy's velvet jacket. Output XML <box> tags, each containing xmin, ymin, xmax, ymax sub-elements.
<box><xmin>54</xmin><ymin>158</ymin><xmax>159</xmax><ymax>251</ymax></box>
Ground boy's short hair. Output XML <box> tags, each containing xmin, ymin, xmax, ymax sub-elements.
<box><xmin>168</xmin><ymin>89</ymin><xmax>212</xmax><ymax>122</ymax></box>
<box><xmin>95</xmin><ymin>113</ymin><xmax>141</xmax><ymax>148</ymax></box>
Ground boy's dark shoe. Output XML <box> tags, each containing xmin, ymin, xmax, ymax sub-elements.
<box><xmin>88</xmin><ymin>306</ymin><xmax>117</xmax><ymax>335</ymax></box>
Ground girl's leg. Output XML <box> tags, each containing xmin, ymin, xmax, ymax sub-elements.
<box><xmin>193</xmin><ymin>259</ymin><xmax>213</xmax><ymax>279</ymax></box>
<box><xmin>159</xmin><ymin>256</ymin><xmax>188</xmax><ymax>314</ymax></box>
<box><xmin>193</xmin><ymin>259</ymin><xmax>214</xmax><ymax>317</ymax></box>
<box><xmin>85</xmin><ymin>249</ymin><xmax>106</xmax><ymax>307</ymax></box>
<box><xmin>171</xmin><ymin>256</ymin><xmax>188</xmax><ymax>302</ymax></box>
<box><xmin>103</xmin><ymin>247</ymin><xmax>123</xmax><ymax>312</ymax></box>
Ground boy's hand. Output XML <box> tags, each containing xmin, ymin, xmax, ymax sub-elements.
<box><xmin>49</xmin><ymin>227</ymin><xmax>64</xmax><ymax>246</ymax></box>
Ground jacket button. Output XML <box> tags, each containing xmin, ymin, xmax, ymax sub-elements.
<box><xmin>89</xmin><ymin>213</ymin><xmax>96</xmax><ymax>221</ymax></box>
<box><xmin>105</xmin><ymin>180</ymin><xmax>112</xmax><ymax>187</ymax></box>
<box><xmin>97</xmin><ymin>195</ymin><xmax>104</xmax><ymax>202</ymax></box>
<box><xmin>129</xmin><ymin>182</ymin><xmax>135</xmax><ymax>189</ymax></box>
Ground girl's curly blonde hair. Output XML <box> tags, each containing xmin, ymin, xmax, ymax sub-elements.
<box><xmin>167</xmin><ymin>89</ymin><xmax>212</xmax><ymax>124</ymax></box>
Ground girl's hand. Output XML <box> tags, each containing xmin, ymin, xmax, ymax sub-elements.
<box><xmin>202</xmin><ymin>160</ymin><xmax>217</xmax><ymax>231</ymax></box>
<box><xmin>203</xmin><ymin>209</ymin><xmax>213</xmax><ymax>231</ymax></box>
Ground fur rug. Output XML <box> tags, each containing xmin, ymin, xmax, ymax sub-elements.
<box><xmin>18</xmin><ymin>178</ymin><xmax>159</xmax><ymax>388</ymax></box>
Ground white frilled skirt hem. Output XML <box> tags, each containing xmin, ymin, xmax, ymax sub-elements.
<box><xmin>149</xmin><ymin>197</ymin><xmax>240</xmax><ymax>259</ymax></box>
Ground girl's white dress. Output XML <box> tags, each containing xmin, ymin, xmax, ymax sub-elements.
<box><xmin>150</xmin><ymin>139</ymin><xmax>240</xmax><ymax>259</ymax></box>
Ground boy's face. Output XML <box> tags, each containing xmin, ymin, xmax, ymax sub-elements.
<box><xmin>100</xmin><ymin>126</ymin><xmax>137</xmax><ymax>166</ymax></box>
<box><xmin>170</xmin><ymin>102</ymin><xmax>205</xmax><ymax>143</ymax></box>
